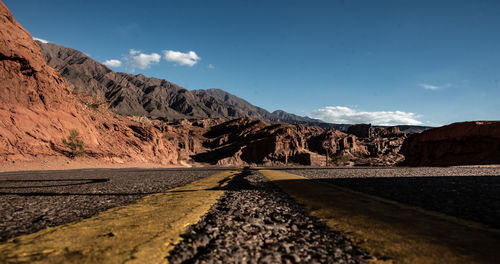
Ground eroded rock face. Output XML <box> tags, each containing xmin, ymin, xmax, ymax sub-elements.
<box><xmin>401</xmin><ymin>121</ymin><xmax>500</xmax><ymax>166</ymax></box>
<box><xmin>187</xmin><ymin>118</ymin><xmax>406</xmax><ymax>166</ymax></box>
<box><xmin>341</xmin><ymin>124</ymin><xmax>405</xmax><ymax>166</ymax></box>
<box><xmin>0</xmin><ymin>1</ymin><xmax>178</xmax><ymax>165</ymax></box>
<box><xmin>347</xmin><ymin>124</ymin><xmax>403</xmax><ymax>138</ymax></box>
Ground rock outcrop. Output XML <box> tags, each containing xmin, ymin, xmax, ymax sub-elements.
<box><xmin>347</xmin><ymin>124</ymin><xmax>403</xmax><ymax>138</ymax></box>
<box><xmin>0</xmin><ymin>1</ymin><xmax>178</xmax><ymax>165</ymax></box>
<box><xmin>401</xmin><ymin>121</ymin><xmax>500</xmax><ymax>166</ymax></box>
<box><xmin>192</xmin><ymin>118</ymin><xmax>323</xmax><ymax>166</ymax></box>
<box><xmin>182</xmin><ymin>118</ymin><xmax>407</xmax><ymax>166</ymax></box>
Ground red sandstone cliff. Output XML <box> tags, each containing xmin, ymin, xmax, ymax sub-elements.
<box><xmin>401</xmin><ymin>121</ymin><xmax>500</xmax><ymax>166</ymax></box>
<box><xmin>0</xmin><ymin>1</ymin><xmax>178</xmax><ymax>165</ymax></box>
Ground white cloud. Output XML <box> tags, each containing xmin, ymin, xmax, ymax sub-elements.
<box><xmin>310</xmin><ymin>106</ymin><xmax>422</xmax><ymax>126</ymax></box>
<box><xmin>208</xmin><ymin>64</ymin><xmax>215</xmax><ymax>69</ymax></box>
<box><xmin>163</xmin><ymin>50</ymin><xmax>201</xmax><ymax>66</ymax></box>
<box><xmin>129</xmin><ymin>49</ymin><xmax>140</xmax><ymax>55</ymax></box>
<box><xmin>33</xmin><ymin>37</ymin><xmax>49</xmax><ymax>43</ymax></box>
<box><xmin>419</xmin><ymin>83</ymin><xmax>441</xmax><ymax>90</ymax></box>
<box><xmin>126</xmin><ymin>49</ymin><xmax>161</xmax><ymax>70</ymax></box>
<box><xmin>103</xmin><ymin>59</ymin><xmax>123</xmax><ymax>68</ymax></box>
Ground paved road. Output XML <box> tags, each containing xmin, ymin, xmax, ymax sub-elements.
<box><xmin>0</xmin><ymin>168</ymin><xmax>228</xmax><ymax>242</ymax></box>
<box><xmin>1</xmin><ymin>166</ymin><xmax>499</xmax><ymax>263</ymax></box>
<box><xmin>284</xmin><ymin>166</ymin><xmax>500</xmax><ymax>228</ymax></box>
<box><xmin>263</xmin><ymin>169</ymin><xmax>500</xmax><ymax>264</ymax></box>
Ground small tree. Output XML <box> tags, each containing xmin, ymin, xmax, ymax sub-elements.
<box><xmin>62</xmin><ymin>129</ymin><xmax>85</xmax><ymax>158</ymax></box>
<box><xmin>177</xmin><ymin>150</ymin><xmax>183</xmax><ymax>161</ymax></box>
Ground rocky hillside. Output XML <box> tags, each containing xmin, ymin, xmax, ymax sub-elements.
<box><xmin>0</xmin><ymin>1</ymin><xmax>181</xmax><ymax>165</ymax></box>
<box><xmin>38</xmin><ymin>42</ymin><xmax>222</xmax><ymax>120</ymax></box>
<box><xmin>169</xmin><ymin>118</ymin><xmax>406</xmax><ymax>166</ymax></box>
<box><xmin>37</xmin><ymin>42</ymin><xmax>317</xmax><ymax>124</ymax></box>
<box><xmin>192</xmin><ymin>88</ymin><xmax>279</xmax><ymax>122</ymax></box>
<box><xmin>271</xmin><ymin>110</ymin><xmax>323</xmax><ymax>123</ymax></box>
<box><xmin>401</xmin><ymin>121</ymin><xmax>500</xmax><ymax>166</ymax></box>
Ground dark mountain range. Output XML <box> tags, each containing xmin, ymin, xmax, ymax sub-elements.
<box><xmin>37</xmin><ymin>42</ymin><xmax>315</xmax><ymax>123</ymax></box>
<box><xmin>192</xmin><ymin>88</ymin><xmax>279</xmax><ymax>122</ymax></box>
<box><xmin>38</xmin><ymin>42</ymin><xmax>224</xmax><ymax>120</ymax></box>
<box><xmin>36</xmin><ymin>41</ymin><xmax>431</xmax><ymax>134</ymax></box>
<box><xmin>271</xmin><ymin>110</ymin><xmax>321</xmax><ymax>123</ymax></box>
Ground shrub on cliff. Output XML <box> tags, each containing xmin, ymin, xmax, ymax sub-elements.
<box><xmin>62</xmin><ymin>129</ymin><xmax>85</xmax><ymax>158</ymax></box>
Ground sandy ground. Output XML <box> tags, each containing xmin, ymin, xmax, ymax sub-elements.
<box><xmin>2</xmin><ymin>155</ymin><xmax>499</xmax><ymax>173</ymax></box>
<box><xmin>0</xmin><ymin>157</ymin><xmax>195</xmax><ymax>172</ymax></box>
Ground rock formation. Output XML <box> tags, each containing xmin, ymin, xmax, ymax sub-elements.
<box><xmin>401</xmin><ymin>121</ymin><xmax>500</xmax><ymax>166</ymax></box>
<box><xmin>347</xmin><ymin>124</ymin><xmax>403</xmax><ymax>138</ymax></box>
<box><xmin>0</xmin><ymin>0</ymin><xmax>411</xmax><ymax>167</ymax></box>
<box><xmin>0</xmin><ymin>1</ymin><xmax>178</xmax><ymax>165</ymax></box>
<box><xmin>183</xmin><ymin>118</ymin><xmax>407</xmax><ymax>166</ymax></box>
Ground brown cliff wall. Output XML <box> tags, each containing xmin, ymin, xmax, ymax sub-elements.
<box><xmin>401</xmin><ymin>121</ymin><xmax>500</xmax><ymax>166</ymax></box>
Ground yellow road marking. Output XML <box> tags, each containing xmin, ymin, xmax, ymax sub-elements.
<box><xmin>0</xmin><ymin>170</ymin><xmax>240</xmax><ymax>264</ymax></box>
<box><xmin>260</xmin><ymin>169</ymin><xmax>500</xmax><ymax>264</ymax></box>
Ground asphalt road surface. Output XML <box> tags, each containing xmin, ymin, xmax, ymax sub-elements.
<box><xmin>1</xmin><ymin>166</ymin><xmax>499</xmax><ymax>263</ymax></box>
<box><xmin>284</xmin><ymin>166</ymin><xmax>500</xmax><ymax>229</ymax></box>
<box><xmin>0</xmin><ymin>168</ymin><xmax>226</xmax><ymax>242</ymax></box>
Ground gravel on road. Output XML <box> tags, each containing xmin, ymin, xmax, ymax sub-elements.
<box><xmin>0</xmin><ymin>168</ymin><xmax>222</xmax><ymax>242</ymax></box>
<box><xmin>285</xmin><ymin>167</ymin><xmax>500</xmax><ymax>229</ymax></box>
<box><xmin>168</xmin><ymin>168</ymin><xmax>370</xmax><ymax>264</ymax></box>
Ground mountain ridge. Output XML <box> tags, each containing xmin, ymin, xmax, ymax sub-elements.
<box><xmin>37</xmin><ymin>41</ymin><xmax>321</xmax><ymax>124</ymax></box>
<box><xmin>37</xmin><ymin>41</ymin><xmax>433</xmax><ymax>133</ymax></box>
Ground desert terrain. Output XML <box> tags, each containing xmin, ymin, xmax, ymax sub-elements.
<box><xmin>1</xmin><ymin>0</ymin><xmax>499</xmax><ymax>263</ymax></box>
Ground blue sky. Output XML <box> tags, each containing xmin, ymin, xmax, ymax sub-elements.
<box><xmin>5</xmin><ymin>0</ymin><xmax>500</xmax><ymax>126</ymax></box>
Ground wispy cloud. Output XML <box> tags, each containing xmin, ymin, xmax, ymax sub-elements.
<box><xmin>207</xmin><ymin>64</ymin><xmax>215</xmax><ymax>69</ymax></box>
<box><xmin>33</xmin><ymin>37</ymin><xmax>49</xmax><ymax>43</ymax></box>
<box><xmin>419</xmin><ymin>83</ymin><xmax>453</xmax><ymax>90</ymax></box>
<box><xmin>163</xmin><ymin>50</ymin><xmax>201</xmax><ymax>66</ymax></box>
<box><xmin>310</xmin><ymin>106</ymin><xmax>422</xmax><ymax>126</ymax></box>
<box><xmin>125</xmin><ymin>49</ymin><xmax>161</xmax><ymax>70</ymax></box>
<box><xmin>103</xmin><ymin>59</ymin><xmax>123</xmax><ymax>68</ymax></box>
<box><xmin>419</xmin><ymin>83</ymin><xmax>441</xmax><ymax>90</ymax></box>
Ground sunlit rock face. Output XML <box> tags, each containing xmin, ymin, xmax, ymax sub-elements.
<box><xmin>0</xmin><ymin>1</ymin><xmax>178</xmax><ymax>165</ymax></box>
